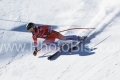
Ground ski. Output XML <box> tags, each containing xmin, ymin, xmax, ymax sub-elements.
<box><xmin>47</xmin><ymin>36</ymin><xmax>87</xmax><ymax>60</ymax></box>
<box><xmin>47</xmin><ymin>51</ymin><xmax>59</xmax><ymax>60</ymax></box>
<box><xmin>47</xmin><ymin>44</ymin><xmax>65</xmax><ymax>60</ymax></box>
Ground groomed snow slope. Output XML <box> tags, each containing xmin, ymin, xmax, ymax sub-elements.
<box><xmin>0</xmin><ymin>0</ymin><xmax>120</xmax><ymax>80</ymax></box>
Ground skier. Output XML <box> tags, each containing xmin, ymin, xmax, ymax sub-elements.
<box><xmin>26</xmin><ymin>22</ymin><xmax>82</xmax><ymax>56</ymax></box>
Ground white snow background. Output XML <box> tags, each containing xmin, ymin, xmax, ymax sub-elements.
<box><xmin>0</xmin><ymin>0</ymin><xmax>120</xmax><ymax>80</ymax></box>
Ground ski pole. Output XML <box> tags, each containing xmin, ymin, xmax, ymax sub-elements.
<box><xmin>37</xmin><ymin>45</ymin><xmax>46</xmax><ymax>52</ymax></box>
<box><xmin>59</xmin><ymin>28</ymin><xmax>95</xmax><ymax>33</ymax></box>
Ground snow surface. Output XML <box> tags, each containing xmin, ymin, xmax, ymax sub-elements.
<box><xmin>0</xmin><ymin>0</ymin><xmax>120</xmax><ymax>80</ymax></box>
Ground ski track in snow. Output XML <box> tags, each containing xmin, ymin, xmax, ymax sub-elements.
<box><xmin>0</xmin><ymin>0</ymin><xmax>120</xmax><ymax>80</ymax></box>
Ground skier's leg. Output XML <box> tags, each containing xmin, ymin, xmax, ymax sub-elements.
<box><xmin>43</xmin><ymin>33</ymin><xmax>59</xmax><ymax>47</ymax></box>
<box><xmin>65</xmin><ymin>35</ymin><xmax>78</xmax><ymax>40</ymax></box>
<box><xmin>56</xmin><ymin>32</ymin><xmax>82</xmax><ymax>41</ymax></box>
<box><xmin>65</xmin><ymin>35</ymin><xmax>87</xmax><ymax>42</ymax></box>
<box><xmin>53</xmin><ymin>31</ymin><xmax>66</xmax><ymax>40</ymax></box>
<box><xmin>43</xmin><ymin>31</ymin><xmax>81</xmax><ymax>46</ymax></box>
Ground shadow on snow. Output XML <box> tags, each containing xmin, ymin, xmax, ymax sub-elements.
<box><xmin>40</xmin><ymin>19</ymin><xmax>116</xmax><ymax>60</ymax></box>
<box><xmin>11</xmin><ymin>23</ymin><xmax>58</xmax><ymax>32</ymax></box>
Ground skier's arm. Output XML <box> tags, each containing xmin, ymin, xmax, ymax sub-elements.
<box><xmin>33</xmin><ymin>37</ymin><xmax>37</xmax><ymax>48</ymax></box>
<box><xmin>32</xmin><ymin>36</ymin><xmax>38</xmax><ymax>56</ymax></box>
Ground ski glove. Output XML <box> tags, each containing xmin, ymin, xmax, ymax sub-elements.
<box><xmin>33</xmin><ymin>48</ymin><xmax>38</xmax><ymax>56</ymax></box>
<box><xmin>33</xmin><ymin>50</ymin><xmax>37</xmax><ymax>56</ymax></box>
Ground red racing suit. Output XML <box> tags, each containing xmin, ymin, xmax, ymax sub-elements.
<box><xmin>32</xmin><ymin>25</ymin><xmax>65</xmax><ymax>49</ymax></box>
